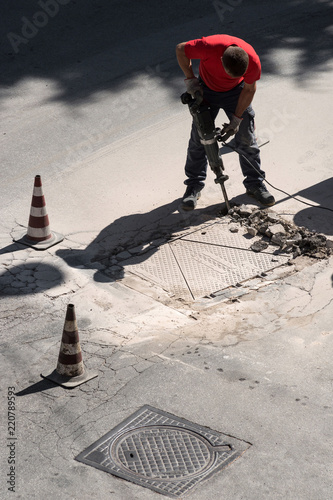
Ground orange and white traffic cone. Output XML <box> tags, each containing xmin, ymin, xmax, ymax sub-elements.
<box><xmin>41</xmin><ymin>304</ymin><xmax>98</xmax><ymax>388</ymax></box>
<box><xmin>14</xmin><ymin>175</ymin><xmax>64</xmax><ymax>250</ymax></box>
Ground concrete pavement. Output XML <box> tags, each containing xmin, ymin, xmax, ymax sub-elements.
<box><xmin>1</xmin><ymin>1</ymin><xmax>333</xmax><ymax>499</ymax></box>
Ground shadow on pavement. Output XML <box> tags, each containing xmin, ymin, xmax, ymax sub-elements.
<box><xmin>1</xmin><ymin>0</ymin><xmax>332</xmax><ymax>103</ymax></box>
<box><xmin>56</xmin><ymin>198</ymin><xmax>230</xmax><ymax>282</ymax></box>
<box><xmin>274</xmin><ymin>177</ymin><xmax>333</xmax><ymax>235</ymax></box>
<box><xmin>0</xmin><ymin>262</ymin><xmax>65</xmax><ymax>296</ymax></box>
<box><xmin>0</xmin><ymin>242</ymin><xmax>23</xmax><ymax>256</ymax></box>
<box><xmin>15</xmin><ymin>378</ymin><xmax>57</xmax><ymax>396</ymax></box>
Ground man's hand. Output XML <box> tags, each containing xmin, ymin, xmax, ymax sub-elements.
<box><xmin>221</xmin><ymin>114</ymin><xmax>243</xmax><ymax>136</ymax></box>
<box><xmin>185</xmin><ymin>77</ymin><xmax>203</xmax><ymax>97</ymax></box>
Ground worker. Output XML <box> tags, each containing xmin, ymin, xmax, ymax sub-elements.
<box><xmin>176</xmin><ymin>34</ymin><xmax>275</xmax><ymax>210</ymax></box>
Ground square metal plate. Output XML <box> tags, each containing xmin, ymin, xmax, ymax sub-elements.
<box><xmin>123</xmin><ymin>221</ymin><xmax>289</xmax><ymax>300</ymax></box>
<box><xmin>75</xmin><ymin>405</ymin><xmax>251</xmax><ymax>498</ymax></box>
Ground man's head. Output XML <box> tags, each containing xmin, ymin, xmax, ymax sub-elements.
<box><xmin>222</xmin><ymin>46</ymin><xmax>249</xmax><ymax>78</ymax></box>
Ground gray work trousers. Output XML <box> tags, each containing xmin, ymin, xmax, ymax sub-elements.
<box><xmin>184</xmin><ymin>79</ymin><xmax>265</xmax><ymax>189</ymax></box>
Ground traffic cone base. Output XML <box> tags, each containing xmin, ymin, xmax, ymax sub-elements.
<box><xmin>14</xmin><ymin>230</ymin><xmax>64</xmax><ymax>250</ymax></box>
<box><xmin>41</xmin><ymin>304</ymin><xmax>98</xmax><ymax>389</ymax></box>
<box><xmin>41</xmin><ymin>368</ymin><xmax>98</xmax><ymax>389</ymax></box>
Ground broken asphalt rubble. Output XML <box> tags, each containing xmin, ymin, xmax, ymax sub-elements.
<box><xmin>228</xmin><ymin>205</ymin><xmax>333</xmax><ymax>260</ymax></box>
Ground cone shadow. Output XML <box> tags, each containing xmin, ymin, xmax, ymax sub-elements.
<box><xmin>0</xmin><ymin>242</ymin><xmax>22</xmax><ymax>255</ymax></box>
<box><xmin>41</xmin><ymin>369</ymin><xmax>98</xmax><ymax>389</ymax></box>
<box><xmin>15</xmin><ymin>379</ymin><xmax>58</xmax><ymax>396</ymax></box>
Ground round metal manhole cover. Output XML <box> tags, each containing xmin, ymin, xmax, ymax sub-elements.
<box><xmin>110</xmin><ymin>425</ymin><xmax>216</xmax><ymax>480</ymax></box>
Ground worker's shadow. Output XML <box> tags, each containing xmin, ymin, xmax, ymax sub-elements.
<box><xmin>56</xmin><ymin>198</ymin><xmax>227</xmax><ymax>283</ymax></box>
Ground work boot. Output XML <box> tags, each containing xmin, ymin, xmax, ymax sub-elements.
<box><xmin>246</xmin><ymin>183</ymin><xmax>275</xmax><ymax>207</ymax></box>
<box><xmin>181</xmin><ymin>185</ymin><xmax>202</xmax><ymax>211</ymax></box>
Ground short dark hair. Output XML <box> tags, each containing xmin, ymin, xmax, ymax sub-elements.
<box><xmin>222</xmin><ymin>46</ymin><xmax>249</xmax><ymax>77</ymax></box>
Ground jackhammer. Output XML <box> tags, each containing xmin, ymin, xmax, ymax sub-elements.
<box><xmin>181</xmin><ymin>91</ymin><xmax>233</xmax><ymax>211</ymax></box>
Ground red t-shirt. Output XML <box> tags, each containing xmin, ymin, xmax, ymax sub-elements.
<box><xmin>185</xmin><ymin>34</ymin><xmax>261</xmax><ymax>92</ymax></box>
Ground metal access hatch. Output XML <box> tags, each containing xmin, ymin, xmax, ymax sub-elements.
<box><xmin>76</xmin><ymin>405</ymin><xmax>251</xmax><ymax>498</ymax></box>
<box><xmin>122</xmin><ymin>221</ymin><xmax>289</xmax><ymax>300</ymax></box>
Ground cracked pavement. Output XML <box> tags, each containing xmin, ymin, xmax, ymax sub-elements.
<box><xmin>1</xmin><ymin>216</ymin><xmax>333</xmax><ymax>499</ymax></box>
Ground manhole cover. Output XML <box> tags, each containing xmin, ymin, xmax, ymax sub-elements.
<box><xmin>123</xmin><ymin>221</ymin><xmax>289</xmax><ymax>300</ymax></box>
<box><xmin>76</xmin><ymin>405</ymin><xmax>251</xmax><ymax>498</ymax></box>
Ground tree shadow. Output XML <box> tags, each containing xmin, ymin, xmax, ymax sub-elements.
<box><xmin>0</xmin><ymin>0</ymin><xmax>207</xmax><ymax>103</ymax></box>
<box><xmin>1</xmin><ymin>0</ymin><xmax>332</xmax><ymax>105</ymax></box>
<box><xmin>0</xmin><ymin>262</ymin><xmax>65</xmax><ymax>296</ymax></box>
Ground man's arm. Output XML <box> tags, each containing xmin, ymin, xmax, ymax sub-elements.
<box><xmin>222</xmin><ymin>81</ymin><xmax>257</xmax><ymax>135</ymax></box>
<box><xmin>234</xmin><ymin>81</ymin><xmax>257</xmax><ymax>117</ymax></box>
<box><xmin>176</xmin><ymin>42</ymin><xmax>195</xmax><ymax>79</ymax></box>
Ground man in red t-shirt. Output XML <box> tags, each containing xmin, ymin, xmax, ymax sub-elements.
<box><xmin>176</xmin><ymin>34</ymin><xmax>275</xmax><ymax>209</ymax></box>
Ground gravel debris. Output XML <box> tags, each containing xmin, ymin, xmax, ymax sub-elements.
<box><xmin>228</xmin><ymin>205</ymin><xmax>332</xmax><ymax>259</ymax></box>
